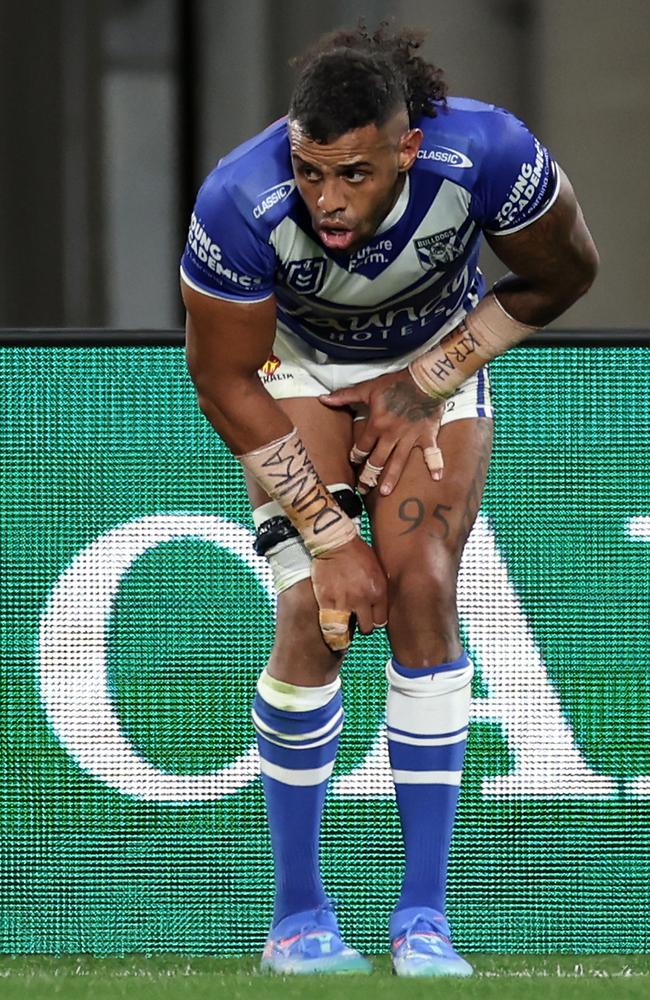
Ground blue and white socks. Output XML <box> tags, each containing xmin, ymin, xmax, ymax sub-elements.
<box><xmin>252</xmin><ymin>669</ymin><xmax>343</xmax><ymax>926</ymax></box>
<box><xmin>253</xmin><ymin>652</ymin><xmax>473</xmax><ymax>929</ymax></box>
<box><xmin>386</xmin><ymin>652</ymin><xmax>474</xmax><ymax>917</ymax></box>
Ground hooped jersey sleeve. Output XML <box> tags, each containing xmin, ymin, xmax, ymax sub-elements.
<box><xmin>180</xmin><ymin>173</ymin><xmax>276</xmax><ymax>302</ymax></box>
<box><xmin>470</xmin><ymin>109</ymin><xmax>561</xmax><ymax>236</ymax></box>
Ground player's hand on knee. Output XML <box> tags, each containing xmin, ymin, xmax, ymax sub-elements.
<box><xmin>311</xmin><ymin>536</ymin><xmax>388</xmax><ymax>651</ymax></box>
<box><xmin>320</xmin><ymin>369</ymin><xmax>445</xmax><ymax>495</ymax></box>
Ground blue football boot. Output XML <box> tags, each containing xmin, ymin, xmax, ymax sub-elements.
<box><xmin>390</xmin><ymin>906</ymin><xmax>473</xmax><ymax>977</ymax></box>
<box><xmin>261</xmin><ymin>901</ymin><xmax>371</xmax><ymax>975</ymax></box>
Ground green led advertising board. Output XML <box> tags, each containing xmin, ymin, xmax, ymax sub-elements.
<box><xmin>1</xmin><ymin>345</ymin><xmax>648</xmax><ymax>955</ymax></box>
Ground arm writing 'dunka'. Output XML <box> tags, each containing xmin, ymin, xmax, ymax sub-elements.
<box><xmin>238</xmin><ymin>427</ymin><xmax>357</xmax><ymax>556</ymax></box>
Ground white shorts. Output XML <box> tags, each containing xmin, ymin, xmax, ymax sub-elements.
<box><xmin>258</xmin><ymin>322</ymin><xmax>494</xmax><ymax>425</ymax></box>
<box><xmin>254</xmin><ymin>321</ymin><xmax>493</xmax><ymax>594</ymax></box>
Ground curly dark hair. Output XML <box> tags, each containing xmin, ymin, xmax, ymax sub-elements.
<box><xmin>289</xmin><ymin>20</ymin><xmax>447</xmax><ymax>142</ymax></box>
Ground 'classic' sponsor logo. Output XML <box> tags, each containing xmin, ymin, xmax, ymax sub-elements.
<box><xmin>417</xmin><ymin>146</ymin><xmax>473</xmax><ymax>168</ymax></box>
<box><xmin>253</xmin><ymin>180</ymin><xmax>296</xmax><ymax>219</ymax></box>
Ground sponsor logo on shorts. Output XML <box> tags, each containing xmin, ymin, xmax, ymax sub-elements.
<box><xmin>253</xmin><ymin>180</ymin><xmax>296</xmax><ymax>219</ymax></box>
<box><xmin>415</xmin><ymin>229</ymin><xmax>465</xmax><ymax>270</ymax></box>
<box><xmin>259</xmin><ymin>352</ymin><xmax>293</xmax><ymax>384</ymax></box>
<box><xmin>261</xmin><ymin>353</ymin><xmax>281</xmax><ymax>376</ymax></box>
<box><xmin>285</xmin><ymin>258</ymin><xmax>327</xmax><ymax>295</ymax></box>
<box><xmin>417</xmin><ymin>146</ymin><xmax>473</xmax><ymax>168</ymax></box>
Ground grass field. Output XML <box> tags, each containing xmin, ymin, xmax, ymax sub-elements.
<box><xmin>0</xmin><ymin>955</ymin><xmax>648</xmax><ymax>1000</ymax></box>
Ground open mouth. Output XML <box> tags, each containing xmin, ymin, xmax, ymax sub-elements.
<box><xmin>318</xmin><ymin>225</ymin><xmax>356</xmax><ymax>251</ymax></box>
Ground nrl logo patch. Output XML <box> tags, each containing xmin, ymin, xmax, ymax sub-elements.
<box><xmin>415</xmin><ymin>229</ymin><xmax>465</xmax><ymax>270</ymax></box>
<box><xmin>285</xmin><ymin>258</ymin><xmax>327</xmax><ymax>295</ymax></box>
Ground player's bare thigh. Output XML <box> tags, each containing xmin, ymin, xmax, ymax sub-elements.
<box><xmin>244</xmin><ymin>397</ymin><xmax>354</xmax><ymax>685</ymax></box>
<box><xmin>364</xmin><ymin>417</ymin><xmax>493</xmax><ymax>667</ymax></box>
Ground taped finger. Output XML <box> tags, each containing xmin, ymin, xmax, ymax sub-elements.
<box><xmin>350</xmin><ymin>444</ymin><xmax>371</xmax><ymax>465</ymax></box>
<box><xmin>423</xmin><ymin>445</ymin><xmax>444</xmax><ymax>480</ymax></box>
<box><xmin>318</xmin><ymin>608</ymin><xmax>353</xmax><ymax>652</ymax></box>
<box><xmin>358</xmin><ymin>460</ymin><xmax>384</xmax><ymax>494</ymax></box>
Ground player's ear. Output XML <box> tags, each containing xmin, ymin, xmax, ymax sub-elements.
<box><xmin>398</xmin><ymin>128</ymin><xmax>423</xmax><ymax>172</ymax></box>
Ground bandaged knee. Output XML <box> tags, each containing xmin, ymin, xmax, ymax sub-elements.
<box><xmin>253</xmin><ymin>483</ymin><xmax>362</xmax><ymax>594</ymax></box>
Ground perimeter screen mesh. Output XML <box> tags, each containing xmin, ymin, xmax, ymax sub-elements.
<box><xmin>1</xmin><ymin>345</ymin><xmax>648</xmax><ymax>955</ymax></box>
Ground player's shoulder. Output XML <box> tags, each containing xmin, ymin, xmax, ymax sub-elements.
<box><xmin>196</xmin><ymin>117</ymin><xmax>298</xmax><ymax>236</ymax></box>
<box><xmin>415</xmin><ymin>97</ymin><xmax>536</xmax><ymax>185</ymax></box>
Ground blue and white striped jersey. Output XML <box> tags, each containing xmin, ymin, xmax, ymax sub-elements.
<box><xmin>181</xmin><ymin>98</ymin><xmax>559</xmax><ymax>361</ymax></box>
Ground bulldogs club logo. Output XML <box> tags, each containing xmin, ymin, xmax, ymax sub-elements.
<box><xmin>415</xmin><ymin>229</ymin><xmax>465</xmax><ymax>270</ymax></box>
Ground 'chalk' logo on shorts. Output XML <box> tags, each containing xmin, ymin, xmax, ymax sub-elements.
<box><xmin>415</xmin><ymin>229</ymin><xmax>465</xmax><ymax>270</ymax></box>
<box><xmin>285</xmin><ymin>258</ymin><xmax>327</xmax><ymax>295</ymax></box>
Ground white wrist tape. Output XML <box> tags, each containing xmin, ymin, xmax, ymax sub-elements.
<box><xmin>408</xmin><ymin>292</ymin><xmax>538</xmax><ymax>400</ymax></box>
<box><xmin>238</xmin><ymin>427</ymin><xmax>357</xmax><ymax>557</ymax></box>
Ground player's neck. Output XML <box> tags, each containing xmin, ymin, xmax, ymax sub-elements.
<box><xmin>373</xmin><ymin>173</ymin><xmax>409</xmax><ymax>238</ymax></box>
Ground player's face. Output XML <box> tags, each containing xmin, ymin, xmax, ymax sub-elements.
<box><xmin>289</xmin><ymin>111</ymin><xmax>422</xmax><ymax>253</ymax></box>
